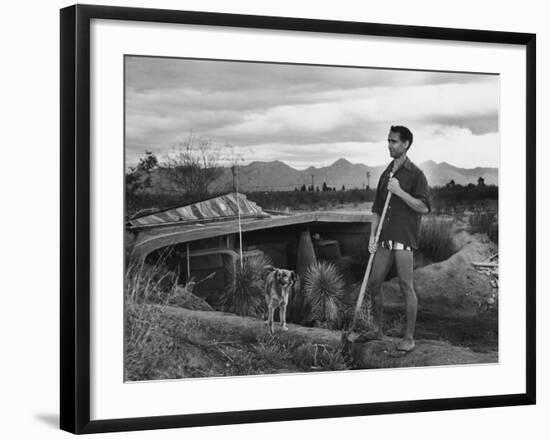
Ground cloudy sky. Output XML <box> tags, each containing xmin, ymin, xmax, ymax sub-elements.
<box><xmin>125</xmin><ymin>56</ymin><xmax>499</xmax><ymax>170</ymax></box>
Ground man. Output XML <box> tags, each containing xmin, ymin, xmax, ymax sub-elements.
<box><xmin>367</xmin><ymin>125</ymin><xmax>430</xmax><ymax>352</ymax></box>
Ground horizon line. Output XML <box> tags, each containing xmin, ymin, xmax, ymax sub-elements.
<box><xmin>126</xmin><ymin>155</ymin><xmax>498</xmax><ymax>171</ymax></box>
<box><xmin>222</xmin><ymin>157</ymin><xmax>498</xmax><ymax>171</ymax></box>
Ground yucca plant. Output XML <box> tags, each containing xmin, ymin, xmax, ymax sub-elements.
<box><xmin>219</xmin><ymin>253</ymin><xmax>273</xmax><ymax>317</ymax></box>
<box><xmin>303</xmin><ymin>261</ymin><xmax>345</xmax><ymax>325</ymax></box>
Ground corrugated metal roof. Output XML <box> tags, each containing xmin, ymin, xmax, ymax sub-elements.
<box><xmin>131</xmin><ymin>211</ymin><xmax>372</xmax><ymax>257</ymax></box>
<box><xmin>127</xmin><ymin>192</ymin><xmax>269</xmax><ymax>228</ymax></box>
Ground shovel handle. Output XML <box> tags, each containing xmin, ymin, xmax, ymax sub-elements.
<box><xmin>349</xmin><ymin>181</ymin><xmax>393</xmax><ymax>333</ymax></box>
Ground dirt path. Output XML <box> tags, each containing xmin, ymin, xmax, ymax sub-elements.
<box><xmin>352</xmin><ymin>338</ymin><xmax>497</xmax><ymax>369</ymax></box>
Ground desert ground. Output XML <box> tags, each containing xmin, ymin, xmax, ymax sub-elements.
<box><xmin>125</xmin><ymin>198</ymin><xmax>498</xmax><ymax>381</ymax></box>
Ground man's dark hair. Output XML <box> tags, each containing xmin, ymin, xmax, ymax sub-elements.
<box><xmin>390</xmin><ymin>125</ymin><xmax>413</xmax><ymax>149</ymax></box>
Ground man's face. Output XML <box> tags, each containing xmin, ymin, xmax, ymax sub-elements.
<box><xmin>387</xmin><ymin>131</ymin><xmax>409</xmax><ymax>159</ymax></box>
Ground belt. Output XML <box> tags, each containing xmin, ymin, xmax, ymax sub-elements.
<box><xmin>380</xmin><ymin>240</ymin><xmax>413</xmax><ymax>251</ymax></box>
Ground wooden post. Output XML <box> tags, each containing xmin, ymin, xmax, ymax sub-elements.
<box><xmin>293</xmin><ymin>228</ymin><xmax>317</xmax><ymax>322</ymax></box>
<box><xmin>297</xmin><ymin>228</ymin><xmax>317</xmax><ymax>278</ymax></box>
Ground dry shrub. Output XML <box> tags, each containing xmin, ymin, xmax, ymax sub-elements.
<box><xmin>418</xmin><ymin>215</ymin><xmax>456</xmax><ymax>262</ymax></box>
<box><xmin>124</xmin><ymin>256</ymin><xmax>197</xmax><ymax>381</ymax></box>
<box><xmin>337</xmin><ymin>302</ymin><xmax>374</xmax><ymax>333</ymax></box>
<box><xmin>218</xmin><ymin>254</ymin><xmax>273</xmax><ymax>317</ymax></box>
<box><xmin>316</xmin><ymin>347</ymin><xmax>347</xmax><ymax>371</ymax></box>
<box><xmin>469</xmin><ymin>210</ymin><xmax>498</xmax><ymax>244</ymax></box>
<box><xmin>125</xmin><ymin>254</ymin><xmax>179</xmax><ymax>305</ymax></box>
<box><xmin>292</xmin><ymin>343</ymin><xmax>347</xmax><ymax>371</ymax></box>
<box><xmin>252</xmin><ymin>333</ymin><xmax>292</xmax><ymax>369</ymax></box>
<box><xmin>293</xmin><ymin>343</ymin><xmax>317</xmax><ymax>369</ymax></box>
<box><xmin>124</xmin><ymin>302</ymin><xmax>175</xmax><ymax>381</ymax></box>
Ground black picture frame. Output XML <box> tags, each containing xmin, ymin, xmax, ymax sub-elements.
<box><xmin>60</xmin><ymin>4</ymin><xmax>536</xmax><ymax>434</ymax></box>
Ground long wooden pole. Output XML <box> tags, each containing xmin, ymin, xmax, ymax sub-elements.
<box><xmin>348</xmin><ymin>173</ymin><xmax>394</xmax><ymax>333</ymax></box>
<box><xmin>186</xmin><ymin>243</ymin><xmax>190</xmax><ymax>279</ymax></box>
<box><xmin>232</xmin><ymin>164</ymin><xmax>244</xmax><ymax>270</ymax></box>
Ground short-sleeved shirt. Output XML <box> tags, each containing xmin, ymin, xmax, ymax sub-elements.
<box><xmin>371</xmin><ymin>156</ymin><xmax>431</xmax><ymax>250</ymax></box>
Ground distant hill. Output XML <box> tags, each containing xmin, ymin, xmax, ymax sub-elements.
<box><xmin>419</xmin><ymin>160</ymin><xmax>498</xmax><ymax>188</ymax></box>
<box><xmin>135</xmin><ymin>158</ymin><xmax>498</xmax><ymax>194</ymax></box>
<box><xmin>213</xmin><ymin>158</ymin><xmax>498</xmax><ymax>191</ymax></box>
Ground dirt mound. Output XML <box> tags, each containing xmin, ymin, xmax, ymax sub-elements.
<box><xmin>162</xmin><ymin>306</ymin><xmax>342</xmax><ymax>347</ymax></box>
<box><xmin>352</xmin><ymin>337</ymin><xmax>497</xmax><ymax>369</ymax></box>
<box><xmin>168</xmin><ymin>286</ymin><xmax>214</xmax><ymax>311</ymax></box>
<box><xmin>158</xmin><ymin>306</ymin><xmax>495</xmax><ymax>373</ymax></box>
<box><xmin>127</xmin><ymin>304</ymin><xmax>349</xmax><ymax>380</ymax></box>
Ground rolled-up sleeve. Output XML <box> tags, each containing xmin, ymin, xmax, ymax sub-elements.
<box><xmin>413</xmin><ymin>170</ymin><xmax>431</xmax><ymax>213</ymax></box>
<box><xmin>371</xmin><ymin>174</ymin><xmax>385</xmax><ymax>215</ymax></box>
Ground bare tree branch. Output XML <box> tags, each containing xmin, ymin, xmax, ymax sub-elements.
<box><xmin>162</xmin><ymin>133</ymin><xmax>223</xmax><ymax>201</ymax></box>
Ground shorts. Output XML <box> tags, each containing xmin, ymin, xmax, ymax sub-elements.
<box><xmin>379</xmin><ymin>240</ymin><xmax>413</xmax><ymax>251</ymax></box>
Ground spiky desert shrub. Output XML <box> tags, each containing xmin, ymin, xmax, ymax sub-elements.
<box><xmin>218</xmin><ymin>253</ymin><xmax>273</xmax><ymax>317</ymax></box>
<box><xmin>303</xmin><ymin>261</ymin><xmax>345</xmax><ymax>325</ymax></box>
<box><xmin>418</xmin><ymin>215</ymin><xmax>456</xmax><ymax>262</ymax></box>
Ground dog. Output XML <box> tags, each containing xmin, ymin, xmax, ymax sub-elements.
<box><xmin>262</xmin><ymin>266</ymin><xmax>298</xmax><ymax>334</ymax></box>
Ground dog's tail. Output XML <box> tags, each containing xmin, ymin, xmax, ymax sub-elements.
<box><xmin>261</xmin><ymin>265</ymin><xmax>276</xmax><ymax>282</ymax></box>
<box><xmin>262</xmin><ymin>264</ymin><xmax>275</xmax><ymax>274</ymax></box>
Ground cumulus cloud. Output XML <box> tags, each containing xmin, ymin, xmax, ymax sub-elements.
<box><xmin>125</xmin><ymin>56</ymin><xmax>499</xmax><ymax>169</ymax></box>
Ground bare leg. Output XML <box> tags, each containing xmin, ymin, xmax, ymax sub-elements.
<box><xmin>394</xmin><ymin>250</ymin><xmax>417</xmax><ymax>351</ymax></box>
<box><xmin>280</xmin><ymin>303</ymin><xmax>288</xmax><ymax>330</ymax></box>
<box><xmin>366</xmin><ymin>246</ymin><xmax>394</xmax><ymax>338</ymax></box>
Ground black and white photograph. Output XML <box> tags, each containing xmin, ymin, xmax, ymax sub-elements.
<box><xmin>124</xmin><ymin>56</ymin><xmax>500</xmax><ymax>381</ymax></box>
<box><xmin>1</xmin><ymin>0</ymin><xmax>544</xmax><ymax>436</ymax></box>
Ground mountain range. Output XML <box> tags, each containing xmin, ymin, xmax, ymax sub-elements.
<box><xmin>213</xmin><ymin>158</ymin><xmax>498</xmax><ymax>191</ymax></box>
